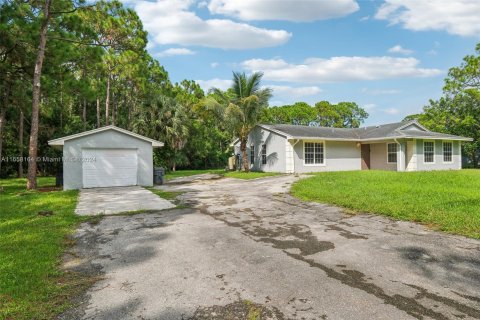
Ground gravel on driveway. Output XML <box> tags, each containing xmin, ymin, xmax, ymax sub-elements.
<box><xmin>63</xmin><ymin>174</ymin><xmax>480</xmax><ymax>320</ymax></box>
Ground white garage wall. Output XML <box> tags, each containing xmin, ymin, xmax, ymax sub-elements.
<box><xmin>63</xmin><ymin>130</ymin><xmax>153</xmax><ymax>190</ymax></box>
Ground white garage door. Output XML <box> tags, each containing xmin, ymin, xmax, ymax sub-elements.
<box><xmin>82</xmin><ymin>149</ymin><xmax>138</xmax><ymax>188</ymax></box>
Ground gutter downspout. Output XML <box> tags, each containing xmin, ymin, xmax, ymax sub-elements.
<box><xmin>393</xmin><ymin>138</ymin><xmax>405</xmax><ymax>172</ymax></box>
<box><xmin>288</xmin><ymin>139</ymin><xmax>300</xmax><ymax>173</ymax></box>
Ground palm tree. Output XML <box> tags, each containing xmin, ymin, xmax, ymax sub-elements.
<box><xmin>200</xmin><ymin>72</ymin><xmax>272</xmax><ymax>172</ymax></box>
<box><xmin>132</xmin><ymin>95</ymin><xmax>190</xmax><ymax>171</ymax></box>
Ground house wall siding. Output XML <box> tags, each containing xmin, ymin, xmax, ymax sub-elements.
<box><xmin>234</xmin><ymin>127</ymin><xmax>287</xmax><ymax>172</ymax></box>
<box><xmin>63</xmin><ymin>130</ymin><xmax>153</xmax><ymax>190</ymax></box>
<box><xmin>415</xmin><ymin>139</ymin><xmax>461</xmax><ymax>171</ymax></box>
<box><xmin>370</xmin><ymin>143</ymin><xmax>397</xmax><ymax>171</ymax></box>
<box><xmin>293</xmin><ymin>140</ymin><xmax>361</xmax><ymax>173</ymax></box>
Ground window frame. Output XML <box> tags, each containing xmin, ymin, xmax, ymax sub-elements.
<box><xmin>261</xmin><ymin>144</ymin><xmax>267</xmax><ymax>165</ymax></box>
<box><xmin>423</xmin><ymin>140</ymin><xmax>435</xmax><ymax>164</ymax></box>
<box><xmin>250</xmin><ymin>144</ymin><xmax>255</xmax><ymax>165</ymax></box>
<box><xmin>386</xmin><ymin>143</ymin><xmax>398</xmax><ymax>164</ymax></box>
<box><xmin>303</xmin><ymin>140</ymin><xmax>326</xmax><ymax>166</ymax></box>
<box><xmin>443</xmin><ymin>141</ymin><xmax>453</xmax><ymax>163</ymax></box>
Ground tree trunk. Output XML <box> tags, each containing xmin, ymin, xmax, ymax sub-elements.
<box><xmin>105</xmin><ymin>72</ymin><xmax>111</xmax><ymax>125</ymax></box>
<box><xmin>27</xmin><ymin>0</ymin><xmax>51</xmax><ymax>190</ymax></box>
<box><xmin>96</xmin><ymin>97</ymin><xmax>100</xmax><ymax>128</ymax></box>
<box><xmin>240</xmin><ymin>138</ymin><xmax>249</xmax><ymax>172</ymax></box>
<box><xmin>82</xmin><ymin>98</ymin><xmax>87</xmax><ymax>130</ymax></box>
<box><xmin>18</xmin><ymin>110</ymin><xmax>24</xmax><ymax>178</ymax></box>
<box><xmin>0</xmin><ymin>84</ymin><xmax>10</xmax><ymax>176</ymax></box>
<box><xmin>60</xmin><ymin>81</ymin><xmax>63</xmax><ymax>129</ymax></box>
<box><xmin>111</xmin><ymin>91</ymin><xmax>116</xmax><ymax>126</ymax></box>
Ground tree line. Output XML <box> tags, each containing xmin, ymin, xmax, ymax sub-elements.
<box><xmin>1</xmin><ymin>0</ymin><xmax>477</xmax><ymax>188</ymax></box>
<box><xmin>403</xmin><ymin>43</ymin><xmax>480</xmax><ymax>168</ymax></box>
<box><xmin>0</xmin><ymin>0</ymin><xmax>230</xmax><ymax>187</ymax></box>
<box><xmin>0</xmin><ymin>0</ymin><xmax>371</xmax><ymax>184</ymax></box>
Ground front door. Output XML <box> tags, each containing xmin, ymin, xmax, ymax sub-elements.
<box><xmin>361</xmin><ymin>144</ymin><xmax>370</xmax><ymax>170</ymax></box>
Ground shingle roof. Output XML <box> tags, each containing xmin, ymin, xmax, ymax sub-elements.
<box><xmin>265</xmin><ymin>124</ymin><xmax>359</xmax><ymax>139</ymax></box>
<box><xmin>260</xmin><ymin>120</ymin><xmax>472</xmax><ymax>141</ymax></box>
<box><xmin>48</xmin><ymin>125</ymin><xmax>164</xmax><ymax>147</ymax></box>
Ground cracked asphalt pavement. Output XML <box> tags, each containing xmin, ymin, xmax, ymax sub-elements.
<box><xmin>62</xmin><ymin>174</ymin><xmax>480</xmax><ymax>320</ymax></box>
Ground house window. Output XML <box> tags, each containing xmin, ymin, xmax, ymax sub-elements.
<box><xmin>387</xmin><ymin>143</ymin><xmax>398</xmax><ymax>163</ymax></box>
<box><xmin>261</xmin><ymin>144</ymin><xmax>267</xmax><ymax>165</ymax></box>
<box><xmin>443</xmin><ymin>141</ymin><xmax>453</xmax><ymax>162</ymax></box>
<box><xmin>424</xmin><ymin>141</ymin><xmax>435</xmax><ymax>163</ymax></box>
<box><xmin>250</xmin><ymin>145</ymin><xmax>254</xmax><ymax>164</ymax></box>
<box><xmin>304</xmin><ymin>142</ymin><xmax>324</xmax><ymax>165</ymax></box>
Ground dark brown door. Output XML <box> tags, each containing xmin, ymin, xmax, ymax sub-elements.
<box><xmin>361</xmin><ymin>144</ymin><xmax>370</xmax><ymax>170</ymax></box>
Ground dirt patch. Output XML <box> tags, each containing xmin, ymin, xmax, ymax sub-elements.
<box><xmin>407</xmin><ymin>284</ymin><xmax>480</xmax><ymax>319</ymax></box>
<box><xmin>189</xmin><ymin>300</ymin><xmax>286</xmax><ymax>320</ymax></box>
<box><xmin>286</xmin><ymin>252</ymin><xmax>456</xmax><ymax>320</ymax></box>
<box><xmin>38</xmin><ymin>185</ymin><xmax>62</xmax><ymax>192</ymax></box>
<box><xmin>248</xmin><ymin>223</ymin><xmax>334</xmax><ymax>256</ymax></box>
<box><xmin>326</xmin><ymin>225</ymin><xmax>368</xmax><ymax>240</ymax></box>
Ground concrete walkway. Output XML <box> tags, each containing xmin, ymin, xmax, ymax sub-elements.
<box><xmin>75</xmin><ymin>186</ymin><xmax>175</xmax><ymax>215</ymax></box>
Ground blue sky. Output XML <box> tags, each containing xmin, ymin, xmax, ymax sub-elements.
<box><xmin>123</xmin><ymin>0</ymin><xmax>479</xmax><ymax>125</ymax></box>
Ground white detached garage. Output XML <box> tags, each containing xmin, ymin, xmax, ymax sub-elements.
<box><xmin>48</xmin><ymin>126</ymin><xmax>164</xmax><ymax>190</ymax></box>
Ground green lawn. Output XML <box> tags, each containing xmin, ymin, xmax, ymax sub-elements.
<box><xmin>165</xmin><ymin>169</ymin><xmax>225</xmax><ymax>180</ymax></box>
<box><xmin>291</xmin><ymin>170</ymin><xmax>480</xmax><ymax>239</ymax></box>
<box><xmin>224</xmin><ymin>171</ymin><xmax>280</xmax><ymax>180</ymax></box>
<box><xmin>0</xmin><ymin>177</ymin><xmax>90</xmax><ymax>319</ymax></box>
<box><xmin>165</xmin><ymin>169</ymin><xmax>279</xmax><ymax>180</ymax></box>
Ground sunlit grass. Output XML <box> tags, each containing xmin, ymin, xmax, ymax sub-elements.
<box><xmin>0</xmin><ymin>177</ymin><xmax>89</xmax><ymax>319</ymax></box>
<box><xmin>291</xmin><ymin>170</ymin><xmax>480</xmax><ymax>239</ymax></box>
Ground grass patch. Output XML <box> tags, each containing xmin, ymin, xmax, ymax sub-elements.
<box><xmin>224</xmin><ymin>171</ymin><xmax>280</xmax><ymax>180</ymax></box>
<box><xmin>0</xmin><ymin>177</ymin><xmax>93</xmax><ymax>319</ymax></box>
<box><xmin>146</xmin><ymin>187</ymin><xmax>183</xmax><ymax>201</ymax></box>
<box><xmin>164</xmin><ymin>169</ymin><xmax>279</xmax><ymax>181</ymax></box>
<box><xmin>165</xmin><ymin>169</ymin><xmax>225</xmax><ymax>180</ymax></box>
<box><xmin>244</xmin><ymin>300</ymin><xmax>261</xmax><ymax>320</ymax></box>
<box><xmin>291</xmin><ymin>170</ymin><xmax>480</xmax><ymax>239</ymax></box>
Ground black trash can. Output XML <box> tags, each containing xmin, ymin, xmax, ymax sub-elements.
<box><xmin>55</xmin><ymin>171</ymin><xmax>63</xmax><ymax>187</ymax></box>
<box><xmin>153</xmin><ymin>167</ymin><xmax>165</xmax><ymax>185</ymax></box>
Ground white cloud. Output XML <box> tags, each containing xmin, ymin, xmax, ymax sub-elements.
<box><xmin>363</xmin><ymin>103</ymin><xmax>377</xmax><ymax>111</ymax></box>
<box><xmin>196</xmin><ymin>78</ymin><xmax>231</xmax><ymax>91</ymax></box>
<box><xmin>375</xmin><ymin>0</ymin><xmax>480</xmax><ymax>37</ymax></box>
<box><xmin>267</xmin><ymin>85</ymin><xmax>322</xmax><ymax>97</ymax></box>
<box><xmin>361</xmin><ymin>88</ymin><xmax>401</xmax><ymax>95</ymax></box>
<box><xmin>155</xmin><ymin>48</ymin><xmax>196</xmax><ymax>57</ymax></box>
<box><xmin>197</xmin><ymin>1</ymin><xmax>208</xmax><ymax>8</ymax></box>
<box><xmin>383</xmin><ymin>107</ymin><xmax>400</xmax><ymax>115</ymax></box>
<box><xmin>388</xmin><ymin>45</ymin><xmax>413</xmax><ymax>55</ymax></box>
<box><xmin>134</xmin><ymin>0</ymin><xmax>291</xmax><ymax>49</ymax></box>
<box><xmin>208</xmin><ymin>0</ymin><xmax>359</xmax><ymax>22</ymax></box>
<box><xmin>359</xmin><ymin>15</ymin><xmax>370</xmax><ymax>22</ymax></box>
<box><xmin>196</xmin><ymin>80</ymin><xmax>322</xmax><ymax>98</ymax></box>
<box><xmin>242</xmin><ymin>56</ymin><xmax>442</xmax><ymax>83</ymax></box>
<box><xmin>210</xmin><ymin>62</ymin><xmax>219</xmax><ymax>68</ymax></box>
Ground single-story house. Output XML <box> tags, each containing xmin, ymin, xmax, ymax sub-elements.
<box><xmin>48</xmin><ymin>126</ymin><xmax>164</xmax><ymax>190</ymax></box>
<box><xmin>233</xmin><ymin>120</ymin><xmax>473</xmax><ymax>173</ymax></box>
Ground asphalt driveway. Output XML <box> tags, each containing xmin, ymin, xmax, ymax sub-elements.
<box><xmin>63</xmin><ymin>174</ymin><xmax>480</xmax><ymax>319</ymax></box>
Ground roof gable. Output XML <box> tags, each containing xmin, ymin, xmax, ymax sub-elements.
<box><xmin>48</xmin><ymin>126</ymin><xmax>164</xmax><ymax>147</ymax></box>
<box><xmin>397</xmin><ymin>120</ymin><xmax>428</xmax><ymax>132</ymax></box>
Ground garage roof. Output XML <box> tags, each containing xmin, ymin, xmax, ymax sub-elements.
<box><xmin>48</xmin><ymin>125</ymin><xmax>164</xmax><ymax>147</ymax></box>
